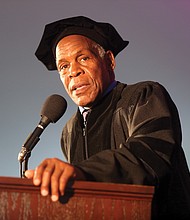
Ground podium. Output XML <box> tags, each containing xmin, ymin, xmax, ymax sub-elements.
<box><xmin>0</xmin><ymin>176</ymin><xmax>154</xmax><ymax>220</ymax></box>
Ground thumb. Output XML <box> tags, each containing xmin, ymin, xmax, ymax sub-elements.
<box><xmin>24</xmin><ymin>169</ymin><xmax>35</xmax><ymax>179</ymax></box>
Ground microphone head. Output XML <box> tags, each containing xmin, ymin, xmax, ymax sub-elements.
<box><xmin>40</xmin><ymin>94</ymin><xmax>67</xmax><ymax>123</ymax></box>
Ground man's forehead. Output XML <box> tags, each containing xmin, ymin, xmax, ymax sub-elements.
<box><xmin>56</xmin><ymin>35</ymin><xmax>96</xmax><ymax>55</ymax></box>
<box><xmin>56</xmin><ymin>35</ymin><xmax>94</xmax><ymax>47</ymax></box>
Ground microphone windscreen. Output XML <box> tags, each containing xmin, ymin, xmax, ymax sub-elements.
<box><xmin>40</xmin><ymin>94</ymin><xmax>67</xmax><ymax>123</ymax></box>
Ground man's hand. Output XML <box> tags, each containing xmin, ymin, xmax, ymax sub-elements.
<box><xmin>25</xmin><ymin>158</ymin><xmax>86</xmax><ymax>202</ymax></box>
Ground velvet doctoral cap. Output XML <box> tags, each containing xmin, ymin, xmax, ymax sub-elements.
<box><xmin>35</xmin><ymin>16</ymin><xmax>129</xmax><ymax>70</ymax></box>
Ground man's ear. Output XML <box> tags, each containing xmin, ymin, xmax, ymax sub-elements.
<box><xmin>106</xmin><ymin>50</ymin><xmax>116</xmax><ymax>71</ymax></box>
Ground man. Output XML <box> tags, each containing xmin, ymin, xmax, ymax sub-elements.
<box><xmin>25</xmin><ymin>16</ymin><xmax>190</xmax><ymax>219</ymax></box>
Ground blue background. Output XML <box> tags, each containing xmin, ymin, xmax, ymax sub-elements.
<box><xmin>0</xmin><ymin>0</ymin><xmax>189</xmax><ymax>177</ymax></box>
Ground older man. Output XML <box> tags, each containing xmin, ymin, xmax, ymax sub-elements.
<box><xmin>25</xmin><ymin>16</ymin><xmax>190</xmax><ymax>219</ymax></box>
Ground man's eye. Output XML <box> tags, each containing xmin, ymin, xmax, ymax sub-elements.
<box><xmin>59</xmin><ymin>64</ymin><xmax>68</xmax><ymax>71</ymax></box>
<box><xmin>81</xmin><ymin>57</ymin><xmax>89</xmax><ymax>61</ymax></box>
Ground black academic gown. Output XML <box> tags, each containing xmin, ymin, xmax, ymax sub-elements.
<box><xmin>61</xmin><ymin>81</ymin><xmax>190</xmax><ymax>219</ymax></box>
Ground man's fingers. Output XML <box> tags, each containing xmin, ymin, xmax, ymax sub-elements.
<box><xmin>50</xmin><ymin>173</ymin><xmax>60</xmax><ymax>201</ymax></box>
<box><xmin>40</xmin><ymin>166</ymin><xmax>55</xmax><ymax>196</ymax></box>
<box><xmin>25</xmin><ymin>158</ymin><xmax>85</xmax><ymax>202</ymax></box>
<box><xmin>50</xmin><ymin>162</ymin><xmax>72</xmax><ymax>201</ymax></box>
<box><xmin>33</xmin><ymin>159</ymin><xmax>52</xmax><ymax>186</ymax></box>
<box><xmin>59</xmin><ymin>173</ymin><xmax>69</xmax><ymax>196</ymax></box>
<box><xmin>59</xmin><ymin>165</ymin><xmax>76</xmax><ymax>196</ymax></box>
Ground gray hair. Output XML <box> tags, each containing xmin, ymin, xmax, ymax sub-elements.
<box><xmin>91</xmin><ymin>42</ymin><xmax>106</xmax><ymax>59</ymax></box>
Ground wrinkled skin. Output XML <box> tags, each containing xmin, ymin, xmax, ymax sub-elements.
<box><xmin>56</xmin><ymin>35</ymin><xmax>115</xmax><ymax>107</ymax></box>
<box><xmin>25</xmin><ymin>35</ymin><xmax>116</xmax><ymax>201</ymax></box>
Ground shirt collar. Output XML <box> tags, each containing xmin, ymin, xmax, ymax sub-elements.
<box><xmin>79</xmin><ymin>80</ymin><xmax>117</xmax><ymax>114</ymax></box>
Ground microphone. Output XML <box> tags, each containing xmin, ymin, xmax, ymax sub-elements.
<box><xmin>18</xmin><ymin>94</ymin><xmax>67</xmax><ymax>162</ymax></box>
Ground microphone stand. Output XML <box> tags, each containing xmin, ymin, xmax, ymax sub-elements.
<box><xmin>19</xmin><ymin>151</ymin><xmax>31</xmax><ymax>178</ymax></box>
<box><xmin>18</xmin><ymin>134</ymin><xmax>41</xmax><ymax>178</ymax></box>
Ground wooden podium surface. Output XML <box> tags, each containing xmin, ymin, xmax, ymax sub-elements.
<box><xmin>0</xmin><ymin>176</ymin><xmax>154</xmax><ymax>220</ymax></box>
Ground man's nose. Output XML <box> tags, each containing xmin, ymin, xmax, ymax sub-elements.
<box><xmin>69</xmin><ymin>63</ymin><xmax>84</xmax><ymax>78</ymax></box>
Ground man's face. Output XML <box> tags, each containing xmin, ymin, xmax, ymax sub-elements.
<box><xmin>55</xmin><ymin>35</ymin><xmax>115</xmax><ymax>107</ymax></box>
